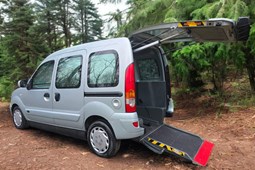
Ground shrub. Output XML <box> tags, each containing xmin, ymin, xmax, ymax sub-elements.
<box><xmin>0</xmin><ymin>76</ymin><xmax>15</xmax><ymax>101</ymax></box>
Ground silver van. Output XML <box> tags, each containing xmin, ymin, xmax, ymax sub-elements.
<box><xmin>10</xmin><ymin>17</ymin><xmax>250</xmax><ymax>166</ymax></box>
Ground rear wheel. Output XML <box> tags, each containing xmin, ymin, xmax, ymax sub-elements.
<box><xmin>87</xmin><ymin>121</ymin><xmax>120</xmax><ymax>158</ymax></box>
<box><xmin>12</xmin><ymin>106</ymin><xmax>29</xmax><ymax>129</ymax></box>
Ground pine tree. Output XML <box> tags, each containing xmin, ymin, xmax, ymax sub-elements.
<box><xmin>2</xmin><ymin>0</ymin><xmax>36</xmax><ymax>79</ymax></box>
<box><xmin>57</xmin><ymin>0</ymin><xmax>72</xmax><ymax>47</ymax></box>
<box><xmin>73</xmin><ymin>0</ymin><xmax>103</xmax><ymax>44</ymax></box>
<box><xmin>1</xmin><ymin>0</ymin><xmax>48</xmax><ymax>87</ymax></box>
<box><xmin>34</xmin><ymin>0</ymin><xmax>62</xmax><ymax>52</ymax></box>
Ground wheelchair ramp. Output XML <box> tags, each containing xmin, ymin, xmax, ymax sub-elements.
<box><xmin>141</xmin><ymin>124</ymin><xmax>214</xmax><ymax>166</ymax></box>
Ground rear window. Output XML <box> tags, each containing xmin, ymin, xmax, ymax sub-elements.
<box><xmin>137</xmin><ymin>58</ymin><xmax>160</xmax><ymax>80</ymax></box>
<box><xmin>135</xmin><ymin>48</ymin><xmax>162</xmax><ymax>81</ymax></box>
<box><xmin>88</xmin><ymin>50</ymin><xmax>119</xmax><ymax>87</ymax></box>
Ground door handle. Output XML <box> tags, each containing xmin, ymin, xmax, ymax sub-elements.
<box><xmin>44</xmin><ymin>93</ymin><xmax>50</xmax><ymax>98</ymax></box>
<box><xmin>55</xmin><ymin>93</ymin><xmax>60</xmax><ymax>102</ymax></box>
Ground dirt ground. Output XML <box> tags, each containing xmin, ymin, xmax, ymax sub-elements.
<box><xmin>0</xmin><ymin>95</ymin><xmax>255</xmax><ymax>170</ymax></box>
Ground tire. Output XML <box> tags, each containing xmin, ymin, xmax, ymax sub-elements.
<box><xmin>165</xmin><ymin>111</ymin><xmax>173</xmax><ymax>117</ymax></box>
<box><xmin>12</xmin><ymin>106</ymin><xmax>29</xmax><ymax>129</ymax></box>
<box><xmin>87</xmin><ymin>121</ymin><xmax>121</xmax><ymax>158</ymax></box>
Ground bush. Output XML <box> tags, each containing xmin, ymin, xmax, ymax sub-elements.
<box><xmin>0</xmin><ymin>76</ymin><xmax>15</xmax><ymax>101</ymax></box>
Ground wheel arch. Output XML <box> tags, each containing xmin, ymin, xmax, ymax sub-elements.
<box><xmin>10</xmin><ymin>95</ymin><xmax>27</xmax><ymax>117</ymax></box>
<box><xmin>82</xmin><ymin>101</ymin><xmax>116</xmax><ymax>136</ymax></box>
<box><xmin>11</xmin><ymin>103</ymin><xmax>19</xmax><ymax>115</ymax></box>
<box><xmin>85</xmin><ymin>115</ymin><xmax>115</xmax><ymax>137</ymax></box>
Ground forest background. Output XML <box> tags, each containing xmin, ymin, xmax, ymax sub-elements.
<box><xmin>1</xmin><ymin>0</ymin><xmax>255</xmax><ymax>110</ymax></box>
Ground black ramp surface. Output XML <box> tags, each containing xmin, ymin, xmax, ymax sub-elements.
<box><xmin>147</xmin><ymin>125</ymin><xmax>203</xmax><ymax>159</ymax></box>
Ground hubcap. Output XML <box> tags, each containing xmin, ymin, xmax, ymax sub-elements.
<box><xmin>90</xmin><ymin>127</ymin><xmax>109</xmax><ymax>154</ymax></box>
<box><xmin>13</xmin><ymin>109</ymin><xmax>22</xmax><ymax>127</ymax></box>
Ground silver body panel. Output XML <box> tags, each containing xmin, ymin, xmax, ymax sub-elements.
<box><xmin>10</xmin><ymin>37</ymin><xmax>144</xmax><ymax>139</ymax></box>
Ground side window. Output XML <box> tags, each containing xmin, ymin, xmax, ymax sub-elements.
<box><xmin>137</xmin><ymin>58</ymin><xmax>160</xmax><ymax>81</ymax></box>
<box><xmin>88</xmin><ymin>50</ymin><xmax>119</xmax><ymax>87</ymax></box>
<box><xmin>56</xmin><ymin>55</ymin><xmax>82</xmax><ymax>88</ymax></box>
<box><xmin>32</xmin><ymin>61</ymin><xmax>54</xmax><ymax>89</ymax></box>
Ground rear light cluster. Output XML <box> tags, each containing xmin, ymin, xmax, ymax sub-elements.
<box><xmin>125</xmin><ymin>63</ymin><xmax>136</xmax><ymax>113</ymax></box>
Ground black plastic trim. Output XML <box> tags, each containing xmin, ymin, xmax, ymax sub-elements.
<box><xmin>84</xmin><ymin>92</ymin><xmax>123</xmax><ymax>97</ymax></box>
<box><xmin>29</xmin><ymin>121</ymin><xmax>86</xmax><ymax>140</ymax></box>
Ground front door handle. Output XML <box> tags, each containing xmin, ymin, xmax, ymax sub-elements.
<box><xmin>44</xmin><ymin>93</ymin><xmax>50</xmax><ymax>98</ymax></box>
<box><xmin>55</xmin><ymin>93</ymin><xmax>60</xmax><ymax>102</ymax></box>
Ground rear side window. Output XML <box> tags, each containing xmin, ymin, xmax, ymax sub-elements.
<box><xmin>137</xmin><ymin>58</ymin><xmax>160</xmax><ymax>80</ymax></box>
<box><xmin>32</xmin><ymin>60</ymin><xmax>54</xmax><ymax>89</ymax></box>
<box><xmin>56</xmin><ymin>55</ymin><xmax>82</xmax><ymax>88</ymax></box>
<box><xmin>88</xmin><ymin>50</ymin><xmax>119</xmax><ymax>87</ymax></box>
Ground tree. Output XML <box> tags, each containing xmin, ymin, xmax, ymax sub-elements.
<box><xmin>34</xmin><ymin>0</ymin><xmax>63</xmax><ymax>52</ymax></box>
<box><xmin>123</xmin><ymin>0</ymin><xmax>207</xmax><ymax>34</ymax></box>
<box><xmin>2</xmin><ymin>0</ymin><xmax>39</xmax><ymax>78</ymax></box>
<box><xmin>73</xmin><ymin>0</ymin><xmax>103</xmax><ymax>44</ymax></box>
<box><xmin>172</xmin><ymin>44</ymin><xmax>209</xmax><ymax>88</ymax></box>
<box><xmin>0</xmin><ymin>0</ymin><xmax>49</xmax><ymax>99</ymax></box>
<box><xmin>57</xmin><ymin>0</ymin><xmax>72</xmax><ymax>47</ymax></box>
<box><xmin>106</xmin><ymin>9</ymin><xmax>124</xmax><ymax>37</ymax></box>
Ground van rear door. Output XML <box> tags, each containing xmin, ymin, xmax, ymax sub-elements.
<box><xmin>134</xmin><ymin>47</ymin><xmax>167</xmax><ymax>125</ymax></box>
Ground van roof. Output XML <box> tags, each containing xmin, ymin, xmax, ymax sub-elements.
<box><xmin>45</xmin><ymin>37</ymin><xmax>130</xmax><ymax>61</ymax></box>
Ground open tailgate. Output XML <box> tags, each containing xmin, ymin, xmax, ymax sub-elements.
<box><xmin>130</xmin><ymin>17</ymin><xmax>250</xmax><ymax>50</ymax></box>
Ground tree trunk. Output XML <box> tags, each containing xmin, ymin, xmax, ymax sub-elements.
<box><xmin>84</xmin><ymin>7</ymin><xmax>88</xmax><ymax>43</ymax></box>
<box><xmin>63</xmin><ymin>3</ymin><xmax>70</xmax><ymax>47</ymax></box>
<box><xmin>67</xmin><ymin>4</ymin><xmax>71</xmax><ymax>46</ymax></box>
<box><xmin>244</xmin><ymin>47</ymin><xmax>255</xmax><ymax>92</ymax></box>
<box><xmin>81</xmin><ymin>8</ymin><xmax>85</xmax><ymax>43</ymax></box>
<box><xmin>46</xmin><ymin>11</ymin><xmax>52</xmax><ymax>52</ymax></box>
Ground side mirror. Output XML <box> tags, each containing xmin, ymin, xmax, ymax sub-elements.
<box><xmin>17</xmin><ymin>79</ymin><xmax>28</xmax><ymax>88</ymax></box>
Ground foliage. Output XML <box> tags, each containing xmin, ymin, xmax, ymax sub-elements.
<box><xmin>72</xmin><ymin>0</ymin><xmax>103</xmax><ymax>44</ymax></box>
<box><xmin>1</xmin><ymin>0</ymin><xmax>40</xmax><ymax>79</ymax></box>
<box><xmin>1</xmin><ymin>0</ymin><xmax>255</xmax><ymax>100</ymax></box>
<box><xmin>114</xmin><ymin>0</ymin><xmax>255</xmax><ymax>94</ymax></box>
<box><xmin>0</xmin><ymin>0</ymin><xmax>103</xmax><ymax>99</ymax></box>
<box><xmin>0</xmin><ymin>76</ymin><xmax>14</xmax><ymax>101</ymax></box>
<box><xmin>172</xmin><ymin>44</ymin><xmax>209</xmax><ymax>87</ymax></box>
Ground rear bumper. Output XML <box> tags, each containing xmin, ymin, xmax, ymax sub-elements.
<box><xmin>110</xmin><ymin>112</ymin><xmax>144</xmax><ymax>139</ymax></box>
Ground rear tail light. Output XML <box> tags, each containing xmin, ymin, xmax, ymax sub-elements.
<box><xmin>125</xmin><ymin>63</ymin><xmax>136</xmax><ymax>112</ymax></box>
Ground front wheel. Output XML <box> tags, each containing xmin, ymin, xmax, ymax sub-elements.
<box><xmin>12</xmin><ymin>106</ymin><xmax>29</xmax><ymax>129</ymax></box>
<box><xmin>87</xmin><ymin>121</ymin><xmax>121</xmax><ymax>158</ymax></box>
